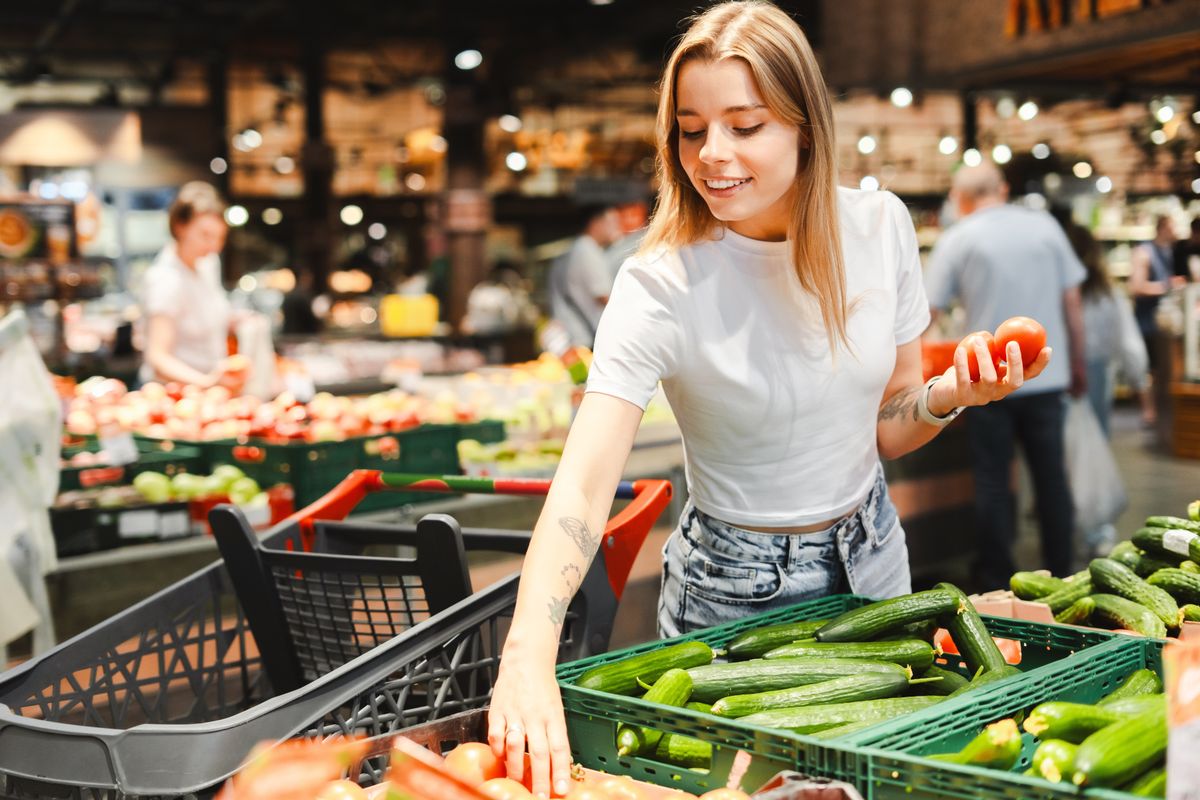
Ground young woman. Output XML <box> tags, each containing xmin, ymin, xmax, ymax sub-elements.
<box><xmin>488</xmin><ymin>2</ymin><xmax>1052</xmax><ymax>795</ymax></box>
<box><xmin>140</xmin><ymin>181</ymin><xmax>245</xmax><ymax>391</ymax></box>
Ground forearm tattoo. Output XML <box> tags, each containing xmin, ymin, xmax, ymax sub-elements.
<box><xmin>547</xmin><ymin>596</ymin><xmax>569</xmax><ymax>626</ymax></box>
<box><xmin>559</xmin><ymin>516</ymin><xmax>598</xmax><ymax>559</ymax></box>
<box><xmin>560</xmin><ymin>563</ymin><xmax>583</xmax><ymax>593</ymax></box>
<box><xmin>878</xmin><ymin>387</ymin><xmax>920</xmax><ymax>423</ymax></box>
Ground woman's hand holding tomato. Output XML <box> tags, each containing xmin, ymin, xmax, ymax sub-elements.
<box><xmin>930</xmin><ymin>316</ymin><xmax>1051</xmax><ymax>416</ymax></box>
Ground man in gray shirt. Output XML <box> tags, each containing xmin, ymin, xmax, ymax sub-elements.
<box><xmin>548</xmin><ymin>204</ymin><xmax>623</xmax><ymax>348</ymax></box>
<box><xmin>925</xmin><ymin>163</ymin><xmax>1087</xmax><ymax>589</ymax></box>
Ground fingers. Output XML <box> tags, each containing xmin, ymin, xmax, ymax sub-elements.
<box><xmin>951</xmin><ymin>341</ymin><xmax>970</xmax><ymax>389</ymax></box>
<box><xmin>1005</xmin><ymin>341</ymin><xmax>1024</xmax><ymax>388</ymax></box>
<box><xmin>975</xmin><ymin>337</ymin><xmax>999</xmax><ymax>384</ymax></box>
<box><xmin>1026</xmin><ymin>346</ymin><xmax>1052</xmax><ymax>379</ymax></box>
<box><xmin>526</xmin><ymin>724</ymin><xmax>552</xmax><ymax>798</ymax></box>
<box><xmin>487</xmin><ymin>708</ymin><xmax>507</xmax><ymax>759</ymax></box>
<box><xmin>548</xmin><ymin>716</ymin><xmax>573</xmax><ymax>798</ymax></box>
<box><xmin>504</xmin><ymin>723</ymin><xmax>527</xmax><ymax>786</ymax></box>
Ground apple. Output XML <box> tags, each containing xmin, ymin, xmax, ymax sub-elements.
<box><xmin>205</xmin><ymin>385</ymin><xmax>233</xmax><ymax>405</ymax></box>
<box><xmin>141</xmin><ymin>382</ymin><xmax>167</xmax><ymax>402</ymax></box>
<box><xmin>145</xmin><ymin>423</ymin><xmax>171</xmax><ymax>439</ymax></box>
<box><xmin>66</xmin><ymin>409</ymin><xmax>97</xmax><ymax>435</ymax></box>
<box><xmin>171</xmin><ymin>472</ymin><xmax>204</xmax><ymax>500</ymax></box>
<box><xmin>308</xmin><ymin>420</ymin><xmax>342</xmax><ymax>442</ymax></box>
<box><xmin>211</xmin><ymin>464</ymin><xmax>245</xmax><ymax>491</ymax></box>
<box><xmin>134</xmin><ymin>471</ymin><xmax>173</xmax><ymax>503</ymax></box>
<box><xmin>200</xmin><ymin>474</ymin><xmax>227</xmax><ymax>499</ymax></box>
<box><xmin>228</xmin><ymin>476</ymin><xmax>261</xmax><ymax>505</ymax></box>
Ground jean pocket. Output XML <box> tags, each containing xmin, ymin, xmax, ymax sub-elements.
<box><xmin>687</xmin><ymin>554</ymin><xmax>784</xmax><ymax>605</ymax></box>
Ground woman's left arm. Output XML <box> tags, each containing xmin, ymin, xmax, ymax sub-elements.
<box><xmin>876</xmin><ymin>337</ymin><xmax>1052</xmax><ymax>459</ymax></box>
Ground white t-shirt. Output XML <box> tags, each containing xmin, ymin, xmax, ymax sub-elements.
<box><xmin>549</xmin><ymin>235</ymin><xmax>614</xmax><ymax>347</ymax></box>
<box><xmin>139</xmin><ymin>242</ymin><xmax>230</xmax><ymax>383</ymax></box>
<box><xmin>586</xmin><ymin>187</ymin><xmax>931</xmax><ymax>527</ymax></box>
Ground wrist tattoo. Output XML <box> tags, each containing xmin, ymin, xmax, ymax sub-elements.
<box><xmin>547</xmin><ymin>596</ymin><xmax>569</xmax><ymax>626</ymax></box>
<box><xmin>879</xmin><ymin>387</ymin><xmax>920</xmax><ymax>423</ymax></box>
<box><xmin>559</xmin><ymin>516</ymin><xmax>598</xmax><ymax>559</ymax></box>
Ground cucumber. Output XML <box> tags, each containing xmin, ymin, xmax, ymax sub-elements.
<box><xmin>1134</xmin><ymin>525</ymin><xmax>1200</xmax><ymax>562</ymax></box>
<box><xmin>1032</xmin><ymin>739</ymin><xmax>1078</xmax><ymax>783</ymax></box>
<box><xmin>1108</xmin><ymin>541</ymin><xmax>1144</xmax><ymax>570</ymax></box>
<box><xmin>814</xmin><ymin>590</ymin><xmax>960</xmax><ymax>642</ymax></box>
<box><xmin>1182</xmin><ymin>560</ymin><xmax>1200</xmax><ymax>574</ymax></box>
<box><xmin>1182</xmin><ymin>604</ymin><xmax>1200</xmax><ymax>622</ymax></box>
<box><xmin>808</xmin><ymin>720</ymin><xmax>879</xmax><ymax>740</ymax></box>
<box><xmin>685</xmin><ymin>657</ymin><xmax>909</xmax><ymax>704</ymax></box>
<box><xmin>738</xmin><ymin>696</ymin><xmax>941</xmax><ymax>734</ymax></box>
<box><xmin>1022</xmin><ymin>701</ymin><xmax>1128</xmax><ymax>743</ymax></box>
<box><xmin>1011</xmin><ymin>572</ymin><xmax>1067</xmax><ymax>599</ymax></box>
<box><xmin>935</xmin><ymin>582</ymin><xmax>1007</xmax><ymax>675</ymax></box>
<box><xmin>1073</xmin><ymin>704</ymin><xmax>1167</xmax><ymax>787</ymax></box>
<box><xmin>876</xmin><ymin>618</ymin><xmax>939</xmax><ymax>643</ymax></box>
<box><xmin>1191</xmin><ymin>500</ymin><xmax>1200</xmax><ymax>523</ymax></box>
<box><xmin>1134</xmin><ymin>553</ymin><xmax>1182</xmax><ymax>578</ymax></box>
<box><xmin>928</xmin><ymin>719</ymin><xmax>1021</xmax><ymax>769</ymax></box>
<box><xmin>946</xmin><ymin>664</ymin><xmax>1021</xmax><ymax>698</ymax></box>
<box><xmin>1099</xmin><ymin>669</ymin><xmax>1163</xmax><ymax>706</ymax></box>
<box><xmin>1039</xmin><ymin>572</ymin><xmax>1093</xmax><ymax>613</ymax></box>
<box><xmin>616</xmin><ymin>669</ymin><xmax>693</xmax><ymax>756</ymax></box>
<box><xmin>685</xmin><ymin>701</ymin><xmax>712</xmax><ymax>713</ymax></box>
<box><xmin>1144</xmin><ymin>516</ymin><xmax>1200</xmax><ymax>536</ymax></box>
<box><xmin>763</xmin><ymin>639</ymin><xmax>936</xmax><ymax>670</ymax></box>
<box><xmin>652</xmin><ymin>733</ymin><xmax>711</xmax><ymax>769</ymax></box>
<box><xmin>916</xmin><ymin>664</ymin><xmax>970</xmax><ymax>696</ymax></box>
<box><xmin>1054</xmin><ymin>596</ymin><xmax>1095</xmax><ymax>625</ymax></box>
<box><xmin>710</xmin><ymin>671</ymin><xmax>911</xmax><ymax>718</ymax></box>
<box><xmin>725</xmin><ymin>618</ymin><xmax>828</xmax><ymax>660</ymax></box>
<box><xmin>1100</xmin><ymin>695</ymin><xmax>1167</xmax><ymax>717</ymax></box>
<box><xmin>1089</xmin><ymin>559</ymin><xmax>1179</xmax><ymax>629</ymax></box>
<box><xmin>1147</xmin><ymin>568</ymin><xmax>1200</xmax><ymax>604</ymax></box>
<box><xmin>1124</xmin><ymin>766</ymin><xmax>1167</xmax><ymax>797</ymax></box>
<box><xmin>1090</xmin><ymin>593</ymin><xmax>1168</xmax><ymax>638</ymax></box>
<box><xmin>575</xmin><ymin>641</ymin><xmax>714</xmax><ymax>695</ymax></box>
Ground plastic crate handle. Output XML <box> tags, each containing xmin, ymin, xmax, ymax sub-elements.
<box><xmin>287</xmin><ymin>470</ymin><xmax>672</xmax><ymax>599</ymax></box>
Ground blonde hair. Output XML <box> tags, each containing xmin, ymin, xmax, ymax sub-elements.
<box><xmin>168</xmin><ymin>181</ymin><xmax>227</xmax><ymax>240</ymax></box>
<box><xmin>641</xmin><ymin>0</ymin><xmax>849</xmax><ymax>349</ymax></box>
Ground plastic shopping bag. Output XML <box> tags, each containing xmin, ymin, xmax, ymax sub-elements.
<box><xmin>1065</xmin><ymin>396</ymin><xmax>1127</xmax><ymax>532</ymax></box>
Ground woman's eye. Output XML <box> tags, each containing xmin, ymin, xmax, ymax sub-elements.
<box><xmin>680</xmin><ymin>129</ymin><xmax>705</xmax><ymax>140</ymax></box>
<box><xmin>734</xmin><ymin>124</ymin><xmax>764</xmax><ymax>136</ymax></box>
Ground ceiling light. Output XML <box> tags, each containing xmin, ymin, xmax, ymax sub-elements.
<box><xmin>240</xmin><ymin>128</ymin><xmax>263</xmax><ymax>149</ymax></box>
<box><xmin>963</xmin><ymin>148</ymin><xmax>982</xmax><ymax>167</ymax></box>
<box><xmin>992</xmin><ymin>144</ymin><xmax>1012</xmax><ymax>164</ymax></box>
<box><xmin>860</xmin><ymin>175</ymin><xmax>880</xmax><ymax>191</ymax></box>
<box><xmin>1018</xmin><ymin>101</ymin><xmax>1038</xmax><ymax>121</ymax></box>
<box><xmin>1073</xmin><ymin>161</ymin><xmax>1093</xmax><ymax>179</ymax></box>
<box><xmin>262</xmin><ymin>207</ymin><xmax>282</xmax><ymax>225</ymax></box>
<box><xmin>1156</xmin><ymin>105</ymin><xmax>1175</xmax><ymax>124</ymax></box>
<box><xmin>938</xmin><ymin>136</ymin><xmax>958</xmax><ymax>155</ymax></box>
<box><xmin>405</xmin><ymin>173</ymin><xmax>427</xmax><ymax>192</ymax></box>
<box><xmin>498</xmin><ymin>114</ymin><xmax>523</xmax><ymax>133</ymax></box>
<box><xmin>1096</xmin><ymin>176</ymin><xmax>1113</xmax><ymax>194</ymax></box>
<box><xmin>368</xmin><ymin>222</ymin><xmax>387</xmax><ymax>240</ymax></box>
<box><xmin>224</xmin><ymin>205</ymin><xmax>249</xmax><ymax>227</ymax></box>
<box><xmin>429</xmin><ymin>135</ymin><xmax>447</xmax><ymax>154</ymax></box>
<box><xmin>505</xmin><ymin>152</ymin><xmax>527</xmax><ymax>171</ymax></box>
<box><xmin>996</xmin><ymin>97</ymin><xmax>1016</xmax><ymax>118</ymax></box>
<box><xmin>1032</xmin><ymin>143</ymin><xmax>1051</xmax><ymax>159</ymax></box>
<box><xmin>340</xmin><ymin>204</ymin><xmax>364</xmax><ymax>226</ymax></box>
<box><xmin>890</xmin><ymin>88</ymin><xmax>913</xmax><ymax>108</ymax></box>
<box><xmin>454</xmin><ymin>49</ymin><xmax>483</xmax><ymax>71</ymax></box>
<box><xmin>1150</xmin><ymin>129</ymin><xmax>1168</xmax><ymax>145</ymax></box>
<box><xmin>857</xmin><ymin>135</ymin><xmax>876</xmax><ymax>155</ymax></box>
<box><xmin>274</xmin><ymin>156</ymin><xmax>295</xmax><ymax>174</ymax></box>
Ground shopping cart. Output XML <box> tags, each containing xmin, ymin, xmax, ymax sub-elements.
<box><xmin>0</xmin><ymin>470</ymin><xmax>673</xmax><ymax>799</ymax></box>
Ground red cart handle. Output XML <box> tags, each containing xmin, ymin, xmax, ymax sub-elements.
<box><xmin>285</xmin><ymin>471</ymin><xmax>672</xmax><ymax>600</ymax></box>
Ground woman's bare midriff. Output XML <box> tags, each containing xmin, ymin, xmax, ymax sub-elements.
<box><xmin>725</xmin><ymin>507</ymin><xmax>858</xmax><ymax>535</ymax></box>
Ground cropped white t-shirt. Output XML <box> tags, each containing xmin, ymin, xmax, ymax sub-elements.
<box><xmin>586</xmin><ymin>187</ymin><xmax>931</xmax><ymax>527</ymax></box>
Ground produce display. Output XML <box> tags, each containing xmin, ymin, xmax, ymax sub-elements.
<box><xmin>1004</xmin><ymin>505</ymin><xmax>1200</xmax><ymax>637</ymax></box>
<box><xmin>917</xmin><ymin>668</ymin><xmax>1167</xmax><ymax>794</ymax></box>
<box><xmin>572</xmin><ymin>586</ymin><xmax>1023</xmax><ymax>768</ymax></box>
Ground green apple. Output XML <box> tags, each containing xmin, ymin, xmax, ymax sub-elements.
<box><xmin>133</xmin><ymin>471</ymin><xmax>172</xmax><ymax>503</ymax></box>
<box><xmin>211</xmin><ymin>464</ymin><xmax>246</xmax><ymax>493</ymax></box>
<box><xmin>200</xmin><ymin>474</ymin><xmax>227</xmax><ymax>499</ymax></box>
<box><xmin>228</xmin><ymin>476</ymin><xmax>262</xmax><ymax>505</ymax></box>
<box><xmin>171</xmin><ymin>472</ymin><xmax>204</xmax><ymax>500</ymax></box>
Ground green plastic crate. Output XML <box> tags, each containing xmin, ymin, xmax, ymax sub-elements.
<box><xmin>59</xmin><ymin>439</ymin><xmax>204</xmax><ymax>492</ymax></box>
<box><xmin>557</xmin><ymin>594</ymin><xmax>1120</xmax><ymax>797</ymax></box>
<box><xmin>354</xmin><ymin>424</ymin><xmax>463</xmax><ymax>513</ymax></box>
<box><xmin>457</xmin><ymin>419</ymin><xmax>507</xmax><ymax>445</ymax></box>
<box><xmin>858</xmin><ymin>636</ymin><xmax>1164</xmax><ymax>800</ymax></box>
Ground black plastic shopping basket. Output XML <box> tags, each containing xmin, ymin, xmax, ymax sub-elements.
<box><xmin>0</xmin><ymin>470</ymin><xmax>673</xmax><ymax>799</ymax></box>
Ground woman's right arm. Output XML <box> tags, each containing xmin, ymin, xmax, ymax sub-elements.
<box><xmin>145</xmin><ymin>315</ymin><xmax>216</xmax><ymax>386</ymax></box>
<box><xmin>1128</xmin><ymin>246</ymin><xmax>1165</xmax><ymax>298</ymax></box>
<box><xmin>488</xmin><ymin>391</ymin><xmax>644</xmax><ymax>798</ymax></box>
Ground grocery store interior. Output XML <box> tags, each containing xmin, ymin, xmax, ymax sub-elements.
<box><xmin>2</xmin><ymin>0</ymin><xmax>1200</xmax><ymax>798</ymax></box>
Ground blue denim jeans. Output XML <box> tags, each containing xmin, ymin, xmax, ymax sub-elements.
<box><xmin>657</xmin><ymin>465</ymin><xmax>911</xmax><ymax>637</ymax></box>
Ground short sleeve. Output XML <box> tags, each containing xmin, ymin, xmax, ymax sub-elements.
<box><xmin>586</xmin><ymin>255</ymin><xmax>683</xmax><ymax>410</ymax></box>
<box><xmin>887</xmin><ymin>194</ymin><xmax>932</xmax><ymax>344</ymax></box>
<box><xmin>142</xmin><ymin>266</ymin><xmax>183</xmax><ymax>318</ymax></box>
<box><xmin>923</xmin><ymin>223</ymin><xmax>962</xmax><ymax>313</ymax></box>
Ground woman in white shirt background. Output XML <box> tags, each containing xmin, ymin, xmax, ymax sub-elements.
<box><xmin>487</xmin><ymin>2</ymin><xmax>1054</xmax><ymax>796</ymax></box>
<box><xmin>139</xmin><ymin>181</ymin><xmax>247</xmax><ymax>391</ymax></box>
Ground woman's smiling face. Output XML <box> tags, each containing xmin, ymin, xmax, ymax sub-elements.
<box><xmin>675</xmin><ymin>57</ymin><xmax>801</xmax><ymax>242</ymax></box>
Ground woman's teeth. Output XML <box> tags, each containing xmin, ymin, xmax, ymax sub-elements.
<box><xmin>705</xmin><ymin>178</ymin><xmax>749</xmax><ymax>190</ymax></box>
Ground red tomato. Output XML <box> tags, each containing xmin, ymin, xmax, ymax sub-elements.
<box><xmin>443</xmin><ymin>742</ymin><xmax>505</xmax><ymax>786</ymax></box>
<box><xmin>959</xmin><ymin>330</ymin><xmax>1001</xmax><ymax>382</ymax></box>
<box><xmin>564</xmin><ymin>787</ymin><xmax>608</xmax><ymax>800</ymax></box>
<box><xmin>935</xmin><ymin>629</ymin><xmax>1022</xmax><ymax>665</ymax></box>
<box><xmin>316</xmin><ymin>780</ymin><xmax>368</xmax><ymax>800</ymax></box>
<box><xmin>480</xmin><ymin>777</ymin><xmax>534</xmax><ymax>800</ymax></box>
<box><xmin>593</xmin><ymin>776</ymin><xmax>646</xmax><ymax>800</ymax></box>
<box><xmin>699</xmin><ymin>790</ymin><xmax>751</xmax><ymax>800</ymax></box>
<box><xmin>994</xmin><ymin>316</ymin><xmax>1046</xmax><ymax>369</ymax></box>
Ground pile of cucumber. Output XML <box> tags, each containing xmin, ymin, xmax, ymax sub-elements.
<box><xmin>573</xmin><ymin>584</ymin><xmax>1018</xmax><ymax>769</ymax></box>
<box><xmin>926</xmin><ymin>668</ymin><xmax>1166</xmax><ymax>795</ymax></box>
<box><xmin>1009</xmin><ymin>511</ymin><xmax>1200</xmax><ymax>637</ymax></box>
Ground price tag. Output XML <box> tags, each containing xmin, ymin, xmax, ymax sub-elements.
<box><xmin>1164</xmin><ymin>529</ymin><xmax>1197</xmax><ymax>557</ymax></box>
<box><xmin>159</xmin><ymin>510</ymin><xmax>190</xmax><ymax>539</ymax></box>
<box><xmin>100</xmin><ymin>432</ymin><xmax>139</xmax><ymax>466</ymax></box>
<box><xmin>1166</xmin><ymin>641</ymin><xmax>1200</xmax><ymax>799</ymax></box>
<box><xmin>118</xmin><ymin>509</ymin><xmax>158</xmax><ymax>539</ymax></box>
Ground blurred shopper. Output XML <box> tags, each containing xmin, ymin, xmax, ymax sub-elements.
<box><xmin>140</xmin><ymin>182</ymin><xmax>245</xmax><ymax>391</ymax></box>
<box><xmin>547</xmin><ymin>203</ymin><xmax>623</xmax><ymax>347</ymax></box>
<box><xmin>1129</xmin><ymin>216</ymin><xmax>1184</xmax><ymax>423</ymax></box>
<box><xmin>925</xmin><ymin>163</ymin><xmax>1086</xmax><ymax>590</ymax></box>
<box><xmin>488</xmin><ymin>4</ymin><xmax>1054</xmax><ymax>796</ymax></box>
<box><xmin>1063</xmin><ymin>221</ymin><xmax>1147</xmax><ymax>556</ymax></box>
<box><xmin>1175</xmin><ymin>217</ymin><xmax>1200</xmax><ymax>282</ymax></box>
